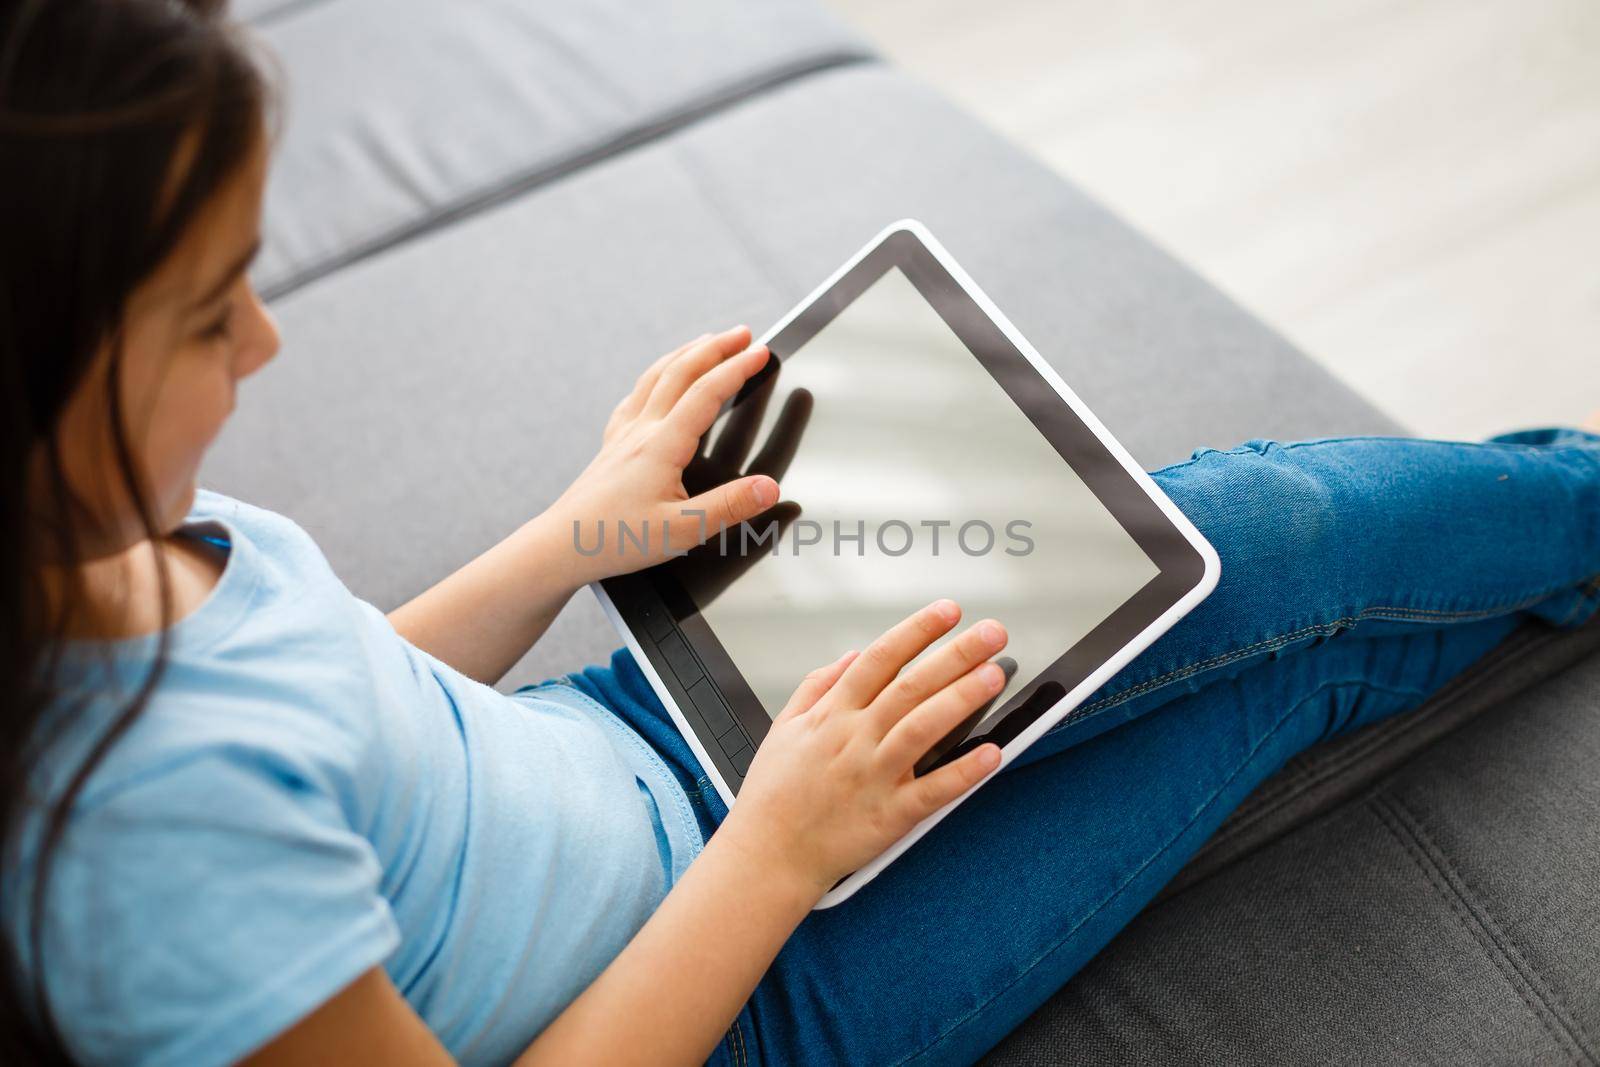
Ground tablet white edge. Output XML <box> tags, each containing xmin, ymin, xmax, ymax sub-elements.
<box><xmin>590</xmin><ymin>218</ymin><xmax>1221</xmax><ymax>910</ymax></box>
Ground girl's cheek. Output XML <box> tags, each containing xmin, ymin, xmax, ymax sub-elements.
<box><xmin>146</xmin><ymin>357</ymin><xmax>235</xmax><ymax>498</ymax></box>
<box><xmin>182</xmin><ymin>358</ymin><xmax>238</xmax><ymax>454</ymax></box>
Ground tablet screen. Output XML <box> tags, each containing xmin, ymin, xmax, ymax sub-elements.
<box><xmin>677</xmin><ymin>265</ymin><xmax>1160</xmax><ymax>736</ymax></box>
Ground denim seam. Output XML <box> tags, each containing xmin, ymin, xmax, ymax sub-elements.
<box><xmin>1555</xmin><ymin>576</ymin><xmax>1600</xmax><ymax>627</ymax></box>
<box><xmin>1213</xmin><ymin>626</ymin><xmax>1548</xmax><ymax>836</ymax></box>
<box><xmin>1371</xmin><ymin>794</ymin><xmax>1594</xmax><ymax>1065</ymax></box>
<box><xmin>1047</xmin><ymin>587</ymin><xmax>1577</xmax><ymax>740</ymax></box>
<box><xmin>1149</xmin><ymin>437</ymin><xmax>1600</xmax><ymax>479</ymax></box>
<box><xmin>894</xmin><ymin>676</ymin><xmax>1427</xmax><ymax>1067</ymax></box>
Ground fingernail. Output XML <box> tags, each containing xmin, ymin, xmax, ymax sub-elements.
<box><xmin>981</xmin><ymin>662</ymin><xmax>1005</xmax><ymax>689</ymax></box>
<box><xmin>933</xmin><ymin>598</ymin><xmax>960</xmax><ymax>622</ymax></box>
<box><xmin>978</xmin><ymin>745</ymin><xmax>1001</xmax><ymax>770</ymax></box>
<box><xmin>978</xmin><ymin>621</ymin><xmax>1004</xmax><ymax>646</ymax></box>
<box><xmin>752</xmin><ymin>478</ymin><xmax>778</xmax><ymax>507</ymax></box>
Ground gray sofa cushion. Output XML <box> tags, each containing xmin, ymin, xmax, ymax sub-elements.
<box><xmin>206</xmin><ymin>63</ymin><xmax>1397</xmax><ymax>685</ymax></box>
<box><xmin>989</xmin><ymin>620</ymin><xmax>1600</xmax><ymax>1064</ymax></box>
<box><xmin>242</xmin><ymin>0</ymin><xmax>871</xmax><ymax>298</ymax></box>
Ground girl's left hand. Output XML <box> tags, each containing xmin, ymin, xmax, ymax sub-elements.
<box><xmin>541</xmin><ymin>326</ymin><xmax>781</xmax><ymax>585</ymax></box>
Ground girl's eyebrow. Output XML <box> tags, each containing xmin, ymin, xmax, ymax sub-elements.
<box><xmin>188</xmin><ymin>238</ymin><xmax>262</xmax><ymax>310</ymax></box>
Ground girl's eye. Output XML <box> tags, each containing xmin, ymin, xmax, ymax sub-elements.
<box><xmin>199</xmin><ymin>303</ymin><xmax>235</xmax><ymax>343</ymax></box>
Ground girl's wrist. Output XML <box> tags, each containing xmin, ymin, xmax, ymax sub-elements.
<box><xmin>711</xmin><ymin>808</ymin><xmax>833</xmax><ymax>914</ymax></box>
<box><xmin>520</xmin><ymin>508</ymin><xmax>605</xmax><ymax>592</ymax></box>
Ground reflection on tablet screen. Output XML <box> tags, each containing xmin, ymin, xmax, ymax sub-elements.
<box><xmin>678</xmin><ymin>267</ymin><xmax>1160</xmax><ymax>746</ymax></box>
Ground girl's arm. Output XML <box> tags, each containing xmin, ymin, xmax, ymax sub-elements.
<box><xmin>247</xmin><ymin>603</ymin><xmax>1008</xmax><ymax>1066</ymax></box>
<box><xmin>387</xmin><ymin>327</ymin><xmax>781</xmax><ymax>684</ymax></box>
<box><xmin>384</xmin><ymin>514</ymin><xmax>587</xmax><ymax>686</ymax></box>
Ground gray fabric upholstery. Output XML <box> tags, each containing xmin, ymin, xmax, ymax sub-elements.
<box><xmin>201</xmin><ymin>3</ymin><xmax>1596</xmax><ymax>1061</ymax></box>
<box><xmin>988</xmin><ymin>621</ymin><xmax>1600</xmax><ymax>1065</ymax></box>
<box><xmin>244</xmin><ymin>0</ymin><xmax>871</xmax><ymax>297</ymax></box>
<box><xmin>206</xmin><ymin>63</ymin><xmax>1397</xmax><ymax>684</ymax></box>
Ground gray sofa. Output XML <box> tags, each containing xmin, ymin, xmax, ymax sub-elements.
<box><xmin>207</xmin><ymin>1</ymin><xmax>1600</xmax><ymax>1062</ymax></box>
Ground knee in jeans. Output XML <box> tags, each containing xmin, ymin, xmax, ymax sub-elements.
<box><xmin>1176</xmin><ymin>444</ymin><xmax>1342</xmax><ymax>587</ymax></box>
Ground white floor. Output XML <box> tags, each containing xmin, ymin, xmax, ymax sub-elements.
<box><xmin>827</xmin><ymin>0</ymin><xmax>1600</xmax><ymax>440</ymax></box>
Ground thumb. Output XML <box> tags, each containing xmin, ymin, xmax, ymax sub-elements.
<box><xmin>680</xmin><ymin>475</ymin><xmax>779</xmax><ymax>541</ymax></box>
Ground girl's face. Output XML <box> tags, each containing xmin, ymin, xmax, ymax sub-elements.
<box><xmin>49</xmin><ymin>136</ymin><xmax>280</xmax><ymax>556</ymax></box>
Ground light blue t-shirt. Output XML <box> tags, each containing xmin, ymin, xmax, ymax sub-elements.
<box><xmin>7</xmin><ymin>491</ymin><xmax>702</xmax><ymax>1066</ymax></box>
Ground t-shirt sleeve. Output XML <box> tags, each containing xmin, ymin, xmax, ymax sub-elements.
<box><xmin>34</xmin><ymin>745</ymin><xmax>401</xmax><ymax>1067</ymax></box>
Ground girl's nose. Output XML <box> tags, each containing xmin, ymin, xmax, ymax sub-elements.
<box><xmin>236</xmin><ymin>291</ymin><xmax>280</xmax><ymax>379</ymax></box>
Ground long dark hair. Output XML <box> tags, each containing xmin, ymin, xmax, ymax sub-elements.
<box><xmin>0</xmin><ymin>2</ymin><xmax>268</xmax><ymax>1061</ymax></box>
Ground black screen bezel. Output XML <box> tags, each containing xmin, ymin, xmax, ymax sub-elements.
<box><xmin>604</xmin><ymin>227</ymin><xmax>1209</xmax><ymax>784</ymax></box>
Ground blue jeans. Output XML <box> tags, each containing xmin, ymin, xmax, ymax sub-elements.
<box><xmin>566</xmin><ymin>429</ymin><xmax>1600</xmax><ymax>1066</ymax></box>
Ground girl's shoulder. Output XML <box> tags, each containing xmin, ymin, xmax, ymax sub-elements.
<box><xmin>42</xmin><ymin>492</ymin><xmax>387</xmax><ymax>811</ymax></box>
<box><xmin>189</xmin><ymin>488</ymin><xmax>318</xmax><ymax>558</ymax></box>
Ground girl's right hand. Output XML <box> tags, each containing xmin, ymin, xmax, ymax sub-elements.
<box><xmin>718</xmin><ymin>600</ymin><xmax>1008</xmax><ymax>902</ymax></box>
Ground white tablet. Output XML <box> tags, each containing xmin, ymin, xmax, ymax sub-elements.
<box><xmin>596</xmin><ymin>220</ymin><xmax>1219</xmax><ymax>907</ymax></box>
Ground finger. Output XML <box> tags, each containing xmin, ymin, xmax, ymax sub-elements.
<box><xmin>643</xmin><ymin>325</ymin><xmax>752</xmax><ymax>418</ymax></box>
<box><xmin>616</xmin><ymin>334</ymin><xmax>707</xmax><ymax>425</ymax></box>
<box><xmin>775</xmin><ymin>649</ymin><xmax>860</xmax><ymax>723</ymax></box>
<box><xmin>745</xmin><ymin>387</ymin><xmax>813</xmax><ymax>482</ymax></box>
<box><xmin>878</xmin><ymin>660</ymin><xmax>1006</xmax><ymax>772</ymax></box>
<box><xmin>914</xmin><ymin>656</ymin><xmax>1018</xmax><ymax>774</ymax></box>
<box><xmin>832</xmin><ymin>599</ymin><xmax>962</xmax><ymax>710</ymax></box>
<box><xmin>866</xmin><ymin>619</ymin><xmax>1007</xmax><ymax>731</ymax></box>
<box><xmin>904</xmin><ymin>743</ymin><xmax>1002</xmax><ymax>819</ymax></box>
<box><xmin>666</xmin><ymin>345</ymin><xmax>771</xmax><ymax>442</ymax></box>
<box><xmin>678</xmin><ymin>473</ymin><xmax>779</xmax><ymax>541</ymax></box>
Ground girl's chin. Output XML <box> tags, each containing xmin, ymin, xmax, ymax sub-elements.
<box><xmin>157</xmin><ymin>480</ymin><xmax>200</xmax><ymax>534</ymax></box>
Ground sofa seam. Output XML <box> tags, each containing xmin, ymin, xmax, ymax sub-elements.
<box><xmin>1392</xmin><ymin>791</ymin><xmax>1599</xmax><ymax>1059</ymax></box>
<box><xmin>1370</xmin><ymin>792</ymin><xmax>1594</xmax><ymax>1065</ymax></box>
<box><xmin>248</xmin><ymin>0</ymin><xmax>336</xmax><ymax>27</ymax></box>
<box><xmin>258</xmin><ymin>50</ymin><xmax>878</xmax><ymax>303</ymax></box>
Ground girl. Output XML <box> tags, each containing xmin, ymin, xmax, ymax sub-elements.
<box><xmin>3</xmin><ymin>2</ymin><xmax>1597</xmax><ymax>1065</ymax></box>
